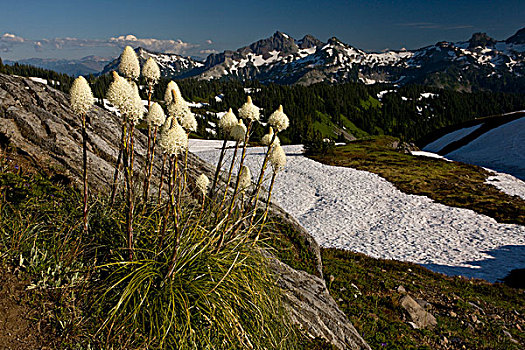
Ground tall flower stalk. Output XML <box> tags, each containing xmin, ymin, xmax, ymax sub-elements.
<box><xmin>125</xmin><ymin>82</ymin><xmax>144</xmax><ymax>260</ymax></box>
<box><xmin>142</xmin><ymin>58</ymin><xmax>161</xmax><ymax>203</ymax></box>
<box><xmin>106</xmin><ymin>45</ymin><xmax>142</xmax><ymax>259</ymax></box>
<box><xmin>227</xmin><ymin>96</ymin><xmax>260</xmax><ymax>218</ymax></box>
<box><xmin>255</xmin><ymin>144</ymin><xmax>286</xmax><ymax>243</ymax></box>
<box><xmin>109</xmin><ymin>46</ymin><xmax>140</xmax><ymax>205</ymax></box>
<box><xmin>143</xmin><ymin>102</ymin><xmax>165</xmax><ymax>202</ymax></box>
<box><xmin>250</xmin><ymin>105</ymin><xmax>289</xmax><ymax>220</ymax></box>
<box><xmin>211</xmin><ymin>108</ymin><xmax>238</xmax><ymax>195</ymax></box>
<box><xmin>219</xmin><ymin>119</ymin><xmax>246</xmax><ymax>211</ymax></box>
<box><xmin>69</xmin><ymin>76</ymin><xmax>94</xmax><ymax>236</ymax></box>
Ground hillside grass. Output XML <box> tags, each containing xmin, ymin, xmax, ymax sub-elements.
<box><xmin>322</xmin><ymin>248</ymin><xmax>525</xmax><ymax>349</ymax></box>
<box><xmin>0</xmin><ymin>151</ymin><xmax>334</xmax><ymax>349</ymax></box>
<box><xmin>309</xmin><ymin>135</ymin><xmax>525</xmax><ymax>225</ymax></box>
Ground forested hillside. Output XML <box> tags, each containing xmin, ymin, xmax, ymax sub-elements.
<box><xmin>2</xmin><ymin>59</ymin><xmax>524</xmax><ymax>143</ymax></box>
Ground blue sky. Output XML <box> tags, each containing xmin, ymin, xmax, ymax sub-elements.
<box><xmin>1</xmin><ymin>0</ymin><xmax>523</xmax><ymax>60</ymax></box>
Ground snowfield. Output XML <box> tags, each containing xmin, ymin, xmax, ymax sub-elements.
<box><xmin>445</xmin><ymin>117</ymin><xmax>525</xmax><ymax>181</ymax></box>
<box><xmin>423</xmin><ymin>124</ymin><xmax>482</xmax><ymax>153</ymax></box>
<box><xmin>191</xmin><ymin>140</ymin><xmax>525</xmax><ymax>283</ymax></box>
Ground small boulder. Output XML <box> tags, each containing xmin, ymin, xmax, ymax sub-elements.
<box><xmin>400</xmin><ymin>295</ymin><xmax>437</xmax><ymax>329</ymax></box>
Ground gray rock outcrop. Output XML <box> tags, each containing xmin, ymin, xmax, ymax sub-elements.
<box><xmin>400</xmin><ymin>295</ymin><xmax>437</xmax><ymax>329</ymax></box>
<box><xmin>0</xmin><ymin>73</ymin><xmax>368</xmax><ymax>349</ymax></box>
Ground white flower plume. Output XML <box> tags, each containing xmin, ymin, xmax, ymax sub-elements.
<box><xmin>238</xmin><ymin>96</ymin><xmax>260</xmax><ymax>121</ymax></box>
<box><xmin>142</xmin><ymin>57</ymin><xmax>160</xmax><ymax>84</ymax></box>
<box><xmin>268</xmin><ymin>105</ymin><xmax>289</xmax><ymax>132</ymax></box>
<box><xmin>269</xmin><ymin>144</ymin><xmax>286</xmax><ymax>173</ymax></box>
<box><xmin>129</xmin><ymin>81</ymin><xmax>145</xmax><ymax>124</ymax></box>
<box><xmin>119</xmin><ymin>46</ymin><xmax>140</xmax><ymax>80</ymax></box>
<box><xmin>164</xmin><ymin>81</ymin><xmax>181</xmax><ymax>105</ymax></box>
<box><xmin>196</xmin><ymin>174</ymin><xmax>210</xmax><ymax>196</ymax></box>
<box><xmin>218</xmin><ymin>108</ymin><xmax>238</xmax><ymax>135</ymax></box>
<box><xmin>70</xmin><ymin>76</ymin><xmax>94</xmax><ymax>116</ymax></box>
<box><xmin>146</xmin><ymin>102</ymin><xmax>166</xmax><ymax>127</ymax></box>
<box><xmin>230</xmin><ymin>120</ymin><xmax>247</xmax><ymax>142</ymax></box>
<box><xmin>159</xmin><ymin>119</ymin><xmax>187</xmax><ymax>156</ymax></box>
<box><xmin>239</xmin><ymin>165</ymin><xmax>252</xmax><ymax>192</ymax></box>
<box><xmin>181</xmin><ymin>111</ymin><xmax>198</xmax><ymax>133</ymax></box>
<box><xmin>158</xmin><ymin>116</ymin><xmax>173</xmax><ymax>152</ymax></box>
<box><xmin>261</xmin><ymin>127</ymin><xmax>280</xmax><ymax>147</ymax></box>
<box><xmin>167</xmin><ymin>89</ymin><xmax>193</xmax><ymax>127</ymax></box>
<box><xmin>106</xmin><ymin>71</ymin><xmax>136</xmax><ymax>117</ymax></box>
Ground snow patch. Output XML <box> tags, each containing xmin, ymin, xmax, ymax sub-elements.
<box><xmin>423</xmin><ymin>124</ymin><xmax>482</xmax><ymax>153</ymax></box>
<box><xmin>191</xmin><ymin>140</ymin><xmax>525</xmax><ymax>282</ymax></box>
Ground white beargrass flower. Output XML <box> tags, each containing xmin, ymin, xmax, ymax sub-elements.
<box><xmin>238</xmin><ymin>165</ymin><xmax>252</xmax><ymax>192</ymax></box>
<box><xmin>230</xmin><ymin>120</ymin><xmax>247</xmax><ymax>142</ymax></box>
<box><xmin>261</xmin><ymin>127</ymin><xmax>280</xmax><ymax>147</ymax></box>
<box><xmin>218</xmin><ymin>108</ymin><xmax>238</xmax><ymax>135</ymax></box>
<box><xmin>164</xmin><ymin>81</ymin><xmax>182</xmax><ymax>105</ymax></box>
<box><xmin>142</xmin><ymin>57</ymin><xmax>160</xmax><ymax>84</ymax></box>
<box><xmin>196</xmin><ymin>174</ymin><xmax>210</xmax><ymax>196</ymax></box>
<box><xmin>128</xmin><ymin>82</ymin><xmax>145</xmax><ymax>124</ymax></box>
<box><xmin>268</xmin><ymin>105</ymin><xmax>289</xmax><ymax>132</ymax></box>
<box><xmin>70</xmin><ymin>76</ymin><xmax>94</xmax><ymax>116</ymax></box>
<box><xmin>160</xmin><ymin>119</ymin><xmax>188</xmax><ymax>156</ymax></box>
<box><xmin>181</xmin><ymin>111</ymin><xmax>198</xmax><ymax>132</ymax></box>
<box><xmin>119</xmin><ymin>46</ymin><xmax>140</xmax><ymax>80</ymax></box>
<box><xmin>146</xmin><ymin>102</ymin><xmax>166</xmax><ymax>127</ymax></box>
<box><xmin>269</xmin><ymin>144</ymin><xmax>286</xmax><ymax>173</ymax></box>
<box><xmin>158</xmin><ymin>116</ymin><xmax>173</xmax><ymax>152</ymax></box>
<box><xmin>238</xmin><ymin>96</ymin><xmax>260</xmax><ymax>121</ymax></box>
<box><xmin>167</xmin><ymin>88</ymin><xmax>191</xmax><ymax>121</ymax></box>
<box><xmin>106</xmin><ymin>71</ymin><xmax>136</xmax><ymax>117</ymax></box>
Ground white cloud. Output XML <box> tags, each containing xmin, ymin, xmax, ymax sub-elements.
<box><xmin>199</xmin><ymin>49</ymin><xmax>218</xmax><ymax>55</ymax></box>
<box><xmin>0</xmin><ymin>33</ymin><xmax>203</xmax><ymax>56</ymax></box>
<box><xmin>0</xmin><ymin>33</ymin><xmax>25</xmax><ymax>52</ymax></box>
<box><xmin>108</xmin><ymin>35</ymin><xmax>198</xmax><ymax>54</ymax></box>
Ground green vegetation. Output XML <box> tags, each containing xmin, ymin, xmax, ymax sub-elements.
<box><xmin>322</xmin><ymin>248</ymin><xmax>525</xmax><ymax>349</ymax></box>
<box><xmin>2</xmin><ymin>61</ymin><xmax>524</xmax><ymax>145</ymax></box>
<box><xmin>310</xmin><ymin>136</ymin><xmax>525</xmax><ymax>225</ymax></box>
<box><xmin>0</xmin><ymin>153</ymin><xmax>304</xmax><ymax>349</ymax></box>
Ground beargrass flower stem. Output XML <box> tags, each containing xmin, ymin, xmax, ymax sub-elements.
<box><xmin>254</xmin><ymin>171</ymin><xmax>278</xmax><ymax>245</ymax></box>
<box><xmin>69</xmin><ymin>76</ymin><xmax>94</xmax><ymax>235</ymax></box>
<box><xmin>227</xmin><ymin>120</ymin><xmax>252</xmax><ymax>220</ymax></box>
<box><xmin>159</xmin><ymin>156</ymin><xmax>175</xmax><ymax>247</ymax></box>
<box><xmin>211</xmin><ymin>139</ymin><xmax>228</xmax><ymax>195</ymax></box>
<box><xmin>157</xmin><ymin>152</ymin><xmax>167</xmax><ymax>205</ymax></box>
<box><xmin>219</xmin><ymin>140</ymin><xmax>240</xmax><ymax>212</ymax></box>
<box><xmin>249</xmin><ymin>132</ymin><xmax>277</xmax><ymax>225</ymax></box>
<box><xmin>110</xmin><ymin>122</ymin><xmax>126</xmax><ymax>206</ymax></box>
<box><xmin>126</xmin><ymin>122</ymin><xmax>136</xmax><ymax>260</ymax></box>
<box><xmin>81</xmin><ymin>113</ymin><xmax>89</xmax><ymax>235</ymax></box>
<box><xmin>143</xmin><ymin>125</ymin><xmax>158</xmax><ymax>204</ymax></box>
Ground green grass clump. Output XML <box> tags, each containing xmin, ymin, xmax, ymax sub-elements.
<box><xmin>309</xmin><ymin>135</ymin><xmax>525</xmax><ymax>225</ymax></box>
<box><xmin>322</xmin><ymin>248</ymin><xmax>525</xmax><ymax>349</ymax></box>
<box><xmin>0</xmin><ymin>155</ymin><xmax>298</xmax><ymax>349</ymax></box>
<box><xmin>95</xmin><ymin>207</ymin><xmax>293</xmax><ymax>349</ymax></box>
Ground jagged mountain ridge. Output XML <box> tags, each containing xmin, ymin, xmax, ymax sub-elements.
<box><xmin>97</xmin><ymin>29</ymin><xmax>525</xmax><ymax>91</ymax></box>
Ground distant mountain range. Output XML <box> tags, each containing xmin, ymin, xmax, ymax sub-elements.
<box><xmin>8</xmin><ymin>28</ymin><xmax>525</xmax><ymax>92</ymax></box>
<box><xmin>5</xmin><ymin>56</ymin><xmax>111</xmax><ymax>77</ymax></box>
